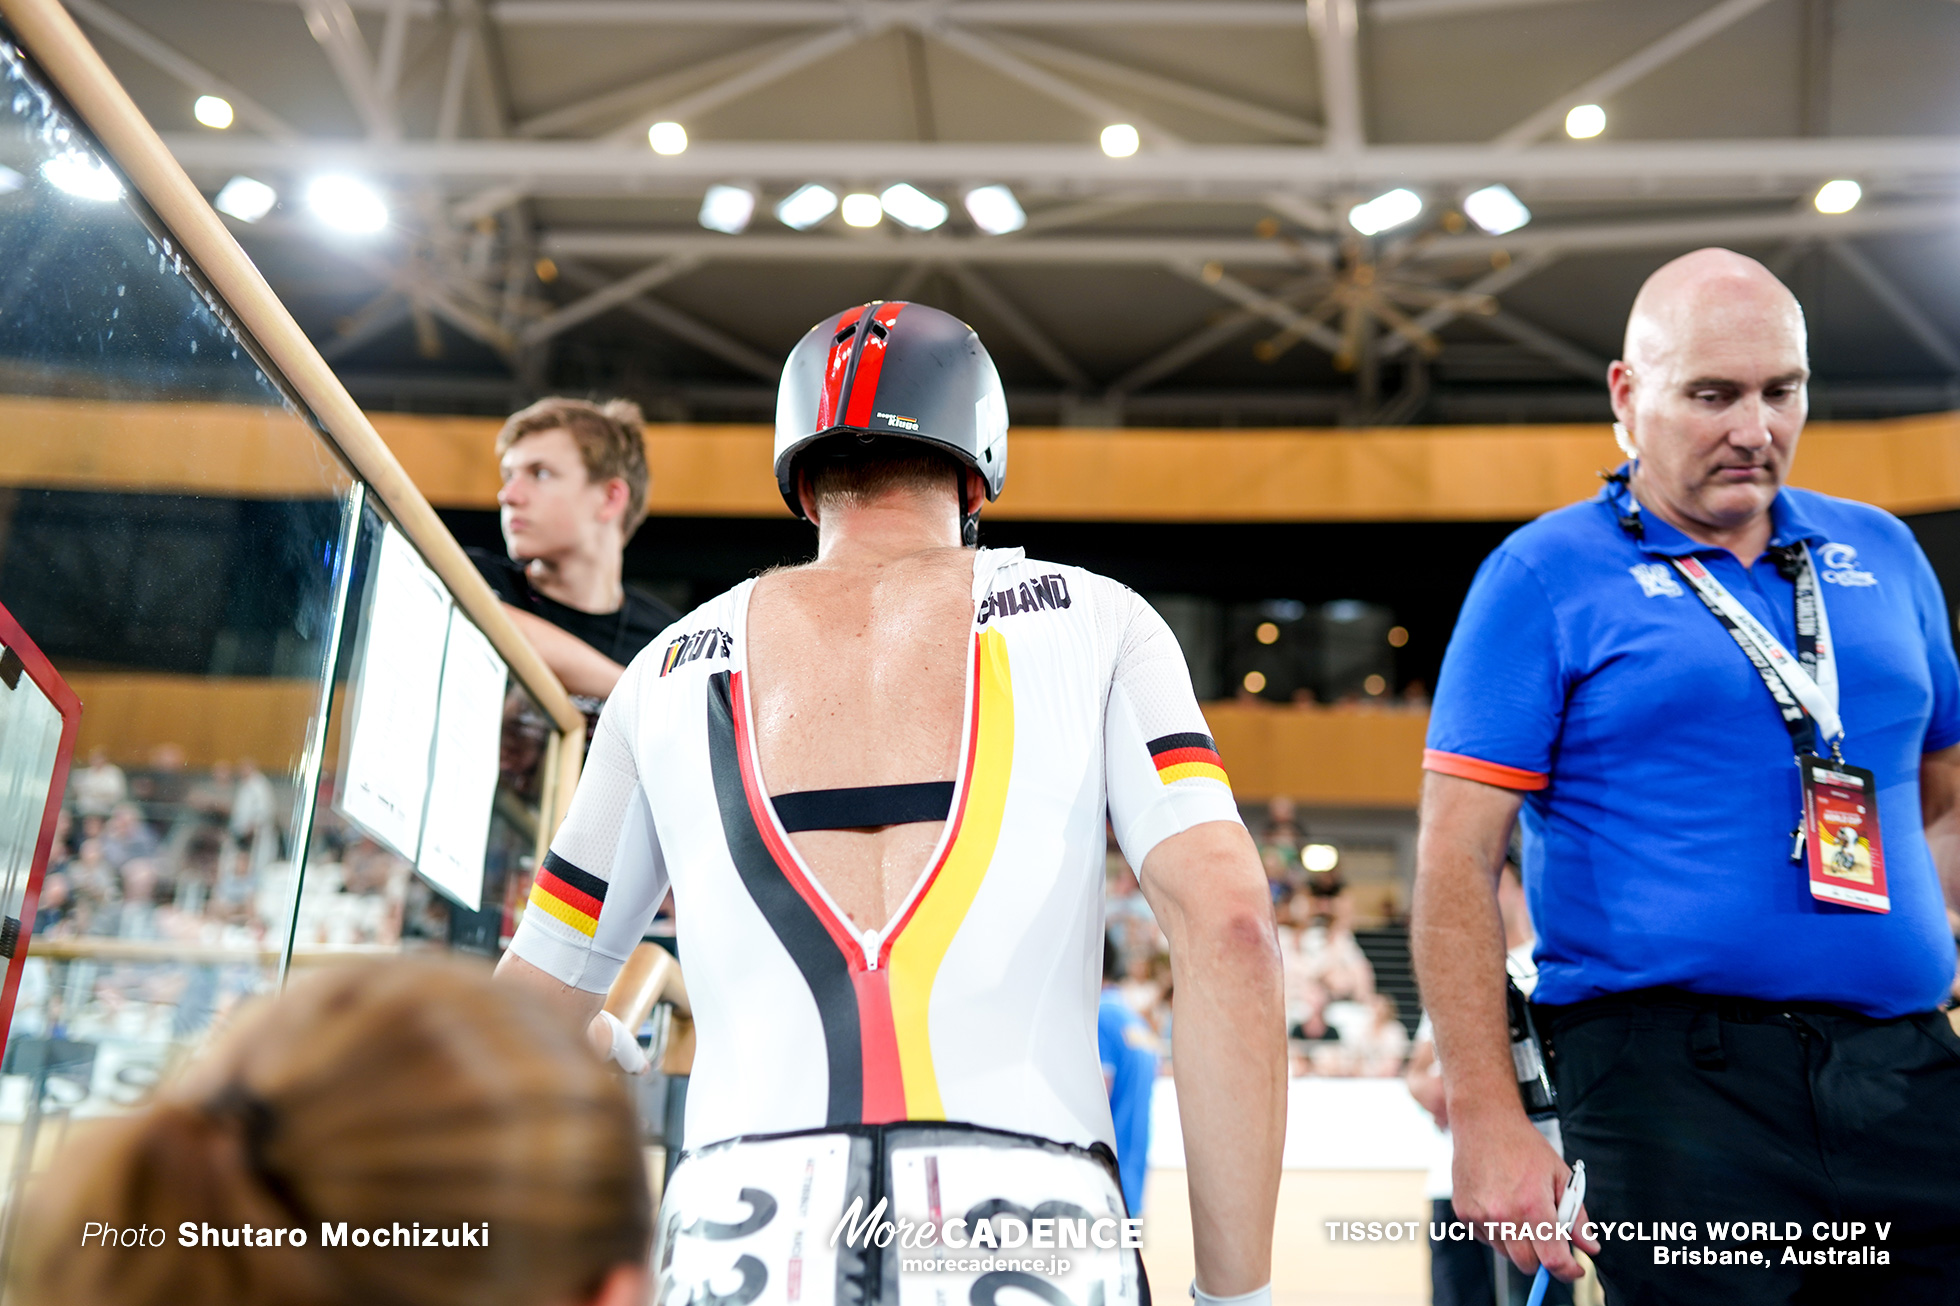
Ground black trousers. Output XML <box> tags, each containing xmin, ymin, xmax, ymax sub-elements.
<box><xmin>1537</xmin><ymin>988</ymin><xmax>1960</xmax><ymax>1306</ymax></box>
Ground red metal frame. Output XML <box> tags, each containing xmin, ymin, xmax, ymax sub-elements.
<box><xmin>0</xmin><ymin>600</ymin><xmax>82</xmax><ymax>1051</ymax></box>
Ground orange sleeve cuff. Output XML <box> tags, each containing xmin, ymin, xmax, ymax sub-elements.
<box><xmin>1423</xmin><ymin>749</ymin><xmax>1549</xmax><ymax>792</ymax></box>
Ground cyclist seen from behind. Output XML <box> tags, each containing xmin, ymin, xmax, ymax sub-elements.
<box><xmin>497</xmin><ymin>301</ymin><xmax>1285</xmax><ymax>1306</ymax></box>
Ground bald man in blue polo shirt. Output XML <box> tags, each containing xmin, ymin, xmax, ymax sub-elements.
<box><xmin>1414</xmin><ymin>248</ymin><xmax>1960</xmax><ymax>1306</ymax></box>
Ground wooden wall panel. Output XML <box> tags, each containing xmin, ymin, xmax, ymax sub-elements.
<box><xmin>59</xmin><ymin>672</ymin><xmax>1428</xmax><ymax>806</ymax></box>
<box><xmin>65</xmin><ymin>674</ymin><xmax>322</xmax><ymax>772</ymax></box>
<box><xmin>8</xmin><ymin>393</ymin><xmax>1959</xmax><ymax>523</ymax></box>
<box><xmin>1202</xmin><ymin>703</ymin><xmax>1430</xmax><ymax>805</ymax></box>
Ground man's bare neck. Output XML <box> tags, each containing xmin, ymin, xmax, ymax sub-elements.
<box><xmin>523</xmin><ymin>550</ymin><xmax>625</xmax><ymax>613</ymax></box>
<box><xmin>1629</xmin><ymin>470</ymin><xmax>1774</xmax><ymax>567</ymax></box>
<box><xmin>809</xmin><ymin>493</ymin><xmax>965</xmax><ymax>568</ymax></box>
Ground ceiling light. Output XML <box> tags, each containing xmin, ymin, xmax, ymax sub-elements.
<box><xmin>963</xmin><ymin>184</ymin><xmax>1026</xmax><ymax>235</ymax></box>
<box><xmin>776</xmin><ymin>183</ymin><xmax>837</xmax><ymax>230</ymax></box>
<box><xmin>306</xmin><ymin>175</ymin><xmax>388</xmax><ymax>234</ymax></box>
<box><xmin>1463</xmin><ymin>183</ymin><xmax>1530</xmax><ymax>235</ymax></box>
<box><xmin>0</xmin><ymin>165</ymin><xmax>24</xmax><ymax>194</ymax></box>
<box><xmin>647</xmin><ymin>121</ymin><xmax>688</xmax><ymax>155</ymax></box>
<box><xmin>193</xmin><ymin>95</ymin><xmax>233</xmax><ymax>129</ymax></box>
<box><xmin>698</xmin><ymin>184</ymin><xmax>756</xmax><ymax>235</ymax></box>
<box><xmin>1814</xmin><ymin>179</ymin><xmax>1861</xmax><ymax>215</ymax></box>
<box><xmin>1347</xmin><ymin>187</ymin><xmax>1422</xmax><ymax>236</ymax></box>
<box><xmin>1303</xmin><ymin>844</ymin><xmax>1339</xmax><ymax>873</ymax></box>
<box><xmin>841</xmin><ymin>192</ymin><xmax>883</xmax><ymax>228</ymax></box>
<box><xmin>879</xmin><ymin>182</ymin><xmax>947</xmax><ymax>231</ymax></box>
<box><xmin>213</xmin><ymin>175</ymin><xmax>277</xmax><ymax>223</ymax></box>
<box><xmin>1100</xmin><ymin>123</ymin><xmax>1140</xmax><ymax>158</ymax></box>
<box><xmin>1565</xmin><ymin>103</ymin><xmax>1605</xmax><ymax>139</ymax></box>
<box><xmin>40</xmin><ymin>152</ymin><xmax>122</xmax><ymax>202</ymax></box>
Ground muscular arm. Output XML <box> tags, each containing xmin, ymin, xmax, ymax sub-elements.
<box><xmin>1137</xmin><ymin>820</ymin><xmax>1286</xmax><ymax>1296</ymax></box>
<box><xmin>495</xmin><ymin>951</ymin><xmax>612</xmax><ymax>1059</ymax></box>
<box><xmin>1921</xmin><ymin>742</ymin><xmax>1960</xmax><ymax>913</ymax></box>
<box><xmin>1412</xmin><ymin>772</ymin><xmax>1594</xmax><ymax>1279</ymax></box>
<box><xmin>503</xmin><ymin>603</ymin><xmax>627</xmax><ymax>700</ymax></box>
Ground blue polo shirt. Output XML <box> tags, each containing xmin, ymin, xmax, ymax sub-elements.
<box><xmin>1426</xmin><ymin>473</ymin><xmax>1960</xmax><ymax>1017</ymax></box>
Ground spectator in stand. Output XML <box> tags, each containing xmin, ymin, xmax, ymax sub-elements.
<box><xmin>47</xmin><ymin>807</ymin><xmax>72</xmax><ymax>864</ymax></box>
<box><xmin>185</xmin><ymin>761</ymin><xmax>234</xmax><ymax>827</ymax></box>
<box><xmin>68</xmin><ymin>837</ymin><xmax>118</xmax><ymax>930</ymax></box>
<box><xmin>16</xmin><ymin>960</ymin><xmax>651</xmax><ymax>1306</ymax></box>
<box><xmin>1121</xmin><ymin>950</ymin><xmax>1176</xmax><ymax>1047</ymax></box>
<box><xmin>1258</xmin><ymin>797</ymin><xmax>1304</xmax><ymax>880</ymax></box>
<box><xmin>130</xmin><ymin>743</ymin><xmax>190</xmax><ymax>813</ymax></box>
<box><xmin>1302</xmin><ymin>911</ymin><xmax>1375</xmax><ymax>1006</ymax></box>
<box><xmin>114</xmin><ymin>859</ymin><xmax>162</xmax><ymax>941</ymax></box>
<box><xmin>33</xmin><ymin>870</ymin><xmax>71</xmax><ymax>936</ymax></box>
<box><xmin>228</xmin><ymin>758</ymin><xmax>278</xmax><ymax>871</ymax></box>
<box><xmin>472</xmin><ymin>397</ymin><xmax>679</xmax><ymax>732</ymax></box>
<box><xmin>171</xmin><ymin>828</ymin><xmax>223</xmax><ymax>920</ymax></box>
<box><xmin>1354</xmin><ymin>994</ymin><xmax>1410</xmax><ymax>1078</ymax></box>
<box><xmin>1276</xmin><ymin>889</ymin><xmax>1324</xmax><ymax>1036</ymax></box>
<box><xmin>1303</xmin><ymin>858</ymin><xmax>1349</xmax><ymax>927</ymax></box>
<box><xmin>1104</xmin><ymin>851</ymin><xmax>1160</xmax><ymax>963</ymax></box>
<box><xmin>1258</xmin><ymin>846</ymin><xmax>1294</xmax><ymax>905</ymax></box>
<box><xmin>71</xmin><ymin>747</ymin><xmax>127</xmax><ymax>821</ymax></box>
<box><xmin>1099</xmin><ymin>934</ymin><xmax>1160</xmax><ymax>1217</ymax></box>
<box><xmin>100</xmin><ymin>803</ymin><xmax>158</xmax><ymax>871</ymax></box>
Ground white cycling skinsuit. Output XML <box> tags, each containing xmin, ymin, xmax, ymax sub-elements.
<box><xmin>508</xmin><ymin>547</ymin><xmax>1242</xmax><ymax>1306</ymax></box>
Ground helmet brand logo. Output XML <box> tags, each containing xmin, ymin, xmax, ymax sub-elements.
<box><xmin>876</xmin><ymin>411</ymin><xmax>919</xmax><ymax>432</ymax></box>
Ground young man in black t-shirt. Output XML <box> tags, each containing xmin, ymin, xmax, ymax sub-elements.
<box><xmin>470</xmin><ymin>396</ymin><xmax>679</xmax><ymax>728</ymax></box>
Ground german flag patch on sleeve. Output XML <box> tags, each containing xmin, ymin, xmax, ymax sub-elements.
<box><xmin>1149</xmin><ymin>732</ymin><xmax>1230</xmax><ymax>788</ymax></box>
<box><xmin>528</xmin><ymin>852</ymin><xmax>607</xmax><ymax>938</ymax></box>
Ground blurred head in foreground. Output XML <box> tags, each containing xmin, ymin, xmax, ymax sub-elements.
<box><xmin>14</xmin><ymin>959</ymin><xmax>650</xmax><ymax>1306</ymax></box>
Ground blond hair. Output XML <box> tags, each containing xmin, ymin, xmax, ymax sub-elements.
<box><xmin>13</xmin><ymin>960</ymin><xmax>650</xmax><ymax>1306</ymax></box>
<box><xmin>497</xmin><ymin>396</ymin><xmax>651</xmax><ymax>537</ymax></box>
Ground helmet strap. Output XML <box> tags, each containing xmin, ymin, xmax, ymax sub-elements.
<box><xmin>957</xmin><ymin>464</ymin><xmax>979</xmax><ymax>547</ymax></box>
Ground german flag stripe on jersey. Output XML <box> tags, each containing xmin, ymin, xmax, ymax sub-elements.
<box><xmin>529</xmin><ymin>852</ymin><xmax>606</xmax><ymax>937</ymax></box>
<box><xmin>1149</xmin><ymin>731</ymin><xmax>1230</xmax><ymax>786</ymax></box>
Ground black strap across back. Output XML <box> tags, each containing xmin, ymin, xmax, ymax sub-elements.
<box><xmin>771</xmin><ymin>782</ymin><xmax>956</xmax><ymax>832</ymax></box>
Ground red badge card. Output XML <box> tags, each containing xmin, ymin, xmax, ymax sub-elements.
<box><xmin>1800</xmin><ymin>756</ymin><xmax>1889</xmax><ymax>914</ymax></box>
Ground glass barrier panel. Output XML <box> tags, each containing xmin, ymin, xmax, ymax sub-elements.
<box><xmin>0</xmin><ymin>18</ymin><xmax>579</xmax><ymax>1271</ymax></box>
<box><xmin>291</xmin><ymin>497</ymin><xmax>552</xmax><ymax>969</ymax></box>
<box><xmin>0</xmin><ymin>20</ymin><xmax>358</xmax><ymax>1263</ymax></box>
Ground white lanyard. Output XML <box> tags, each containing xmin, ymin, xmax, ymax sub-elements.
<box><xmin>1670</xmin><ymin>546</ymin><xmax>1843</xmax><ymax>749</ymax></box>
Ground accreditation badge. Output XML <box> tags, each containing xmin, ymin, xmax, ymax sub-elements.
<box><xmin>1799</xmin><ymin>755</ymin><xmax>1890</xmax><ymax>913</ymax></box>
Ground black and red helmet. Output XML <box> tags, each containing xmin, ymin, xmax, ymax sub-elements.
<box><xmin>774</xmin><ymin>301</ymin><xmax>1008</xmax><ymax>521</ymax></box>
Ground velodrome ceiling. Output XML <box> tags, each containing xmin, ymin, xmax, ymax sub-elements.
<box><xmin>61</xmin><ymin>0</ymin><xmax>1960</xmax><ymax>424</ymax></box>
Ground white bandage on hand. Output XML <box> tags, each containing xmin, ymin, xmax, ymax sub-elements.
<box><xmin>1191</xmin><ymin>1284</ymin><xmax>1271</xmax><ymax>1306</ymax></box>
<box><xmin>597</xmin><ymin>1009</ymin><xmax>649</xmax><ymax>1075</ymax></box>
